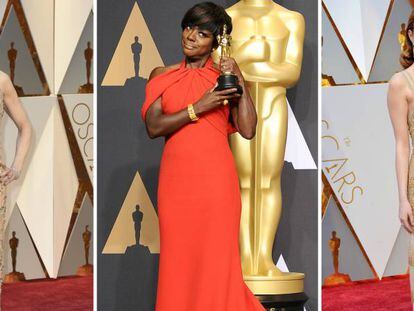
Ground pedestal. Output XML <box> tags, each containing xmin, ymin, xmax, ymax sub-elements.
<box><xmin>244</xmin><ymin>272</ymin><xmax>305</xmax><ymax>294</ymax></box>
<box><xmin>78</xmin><ymin>83</ymin><xmax>94</xmax><ymax>93</ymax></box>
<box><xmin>4</xmin><ymin>271</ymin><xmax>26</xmax><ymax>283</ymax></box>
<box><xmin>245</xmin><ymin>272</ymin><xmax>307</xmax><ymax>310</ymax></box>
<box><xmin>324</xmin><ymin>273</ymin><xmax>351</xmax><ymax>286</ymax></box>
<box><xmin>256</xmin><ymin>293</ymin><xmax>308</xmax><ymax>311</ymax></box>
<box><xmin>76</xmin><ymin>264</ymin><xmax>93</xmax><ymax>276</ymax></box>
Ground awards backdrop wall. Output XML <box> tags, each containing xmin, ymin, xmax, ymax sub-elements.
<box><xmin>322</xmin><ymin>0</ymin><xmax>412</xmax><ymax>283</ymax></box>
<box><xmin>98</xmin><ymin>0</ymin><xmax>317</xmax><ymax>310</ymax></box>
<box><xmin>0</xmin><ymin>0</ymin><xmax>94</xmax><ymax>280</ymax></box>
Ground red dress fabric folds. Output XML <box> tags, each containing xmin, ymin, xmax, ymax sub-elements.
<box><xmin>141</xmin><ymin>56</ymin><xmax>264</xmax><ymax>311</ymax></box>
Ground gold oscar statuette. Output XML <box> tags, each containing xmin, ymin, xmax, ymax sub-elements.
<box><xmin>215</xmin><ymin>24</ymin><xmax>243</xmax><ymax>95</ymax></box>
<box><xmin>77</xmin><ymin>225</ymin><xmax>93</xmax><ymax>276</ymax></box>
<box><xmin>7</xmin><ymin>42</ymin><xmax>24</xmax><ymax>96</ymax></box>
<box><xmin>399</xmin><ymin>23</ymin><xmax>407</xmax><ymax>52</ymax></box>
<box><xmin>78</xmin><ymin>41</ymin><xmax>94</xmax><ymax>93</ymax></box>
<box><xmin>323</xmin><ymin>231</ymin><xmax>351</xmax><ymax>286</ymax></box>
<box><xmin>213</xmin><ymin>0</ymin><xmax>306</xmax><ymax>296</ymax></box>
<box><xmin>4</xmin><ymin>231</ymin><xmax>26</xmax><ymax>283</ymax></box>
<box><xmin>321</xmin><ymin>36</ymin><xmax>335</xmax><ymax>87</ymax></box>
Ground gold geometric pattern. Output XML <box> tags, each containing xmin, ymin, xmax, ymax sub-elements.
<box><xmin>0</xmin><ymin>0</ymin><xmax>50</xmax><ymax>95</ymax></box>
<box><xmin>1</xmin><ymin>0</ymin><xmax>93</xmax><ymax>280</ymax></box>
<box><xmin>101</xmin><ymin>2</ymin><xmax>163</xmax><ymax>86</ymax></box>
<box><xmin>54</xmin><ymin>0</ymin><xmax>93</xmax><ymax>94</ymax></box>
<box><xmin>103</xmin><ymin>171</ymin><xmax>159</xmax><ymax>254</ymax></box>
<box><xmin>322</xmin><ymin>1</ymin><xmax>411</xmax><ymax>280</ymax></box>
<box><xmin>323</xmin><ymin>0</ymin><xmax>392</xmax><ymax>82</ymax></box>
<box><xmin>323</xmin><ymin>178</ymin><xmax>379</xmax><ymax>279</ymax></box>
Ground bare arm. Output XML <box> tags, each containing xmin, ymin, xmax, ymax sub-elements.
<box><xmin>0</xmin><ymin>72</ymin><xmax>32</xmax><ymax>184</ymax></box>
<box><xmin>387</xmin><ymin>74</ymin><xmax>413</xmax><ymax>233</ymax></box>
<box><xmin>145</xmin><ymin>96</ymin><xmax>195</xmax><ymax>139</ymax></box>
<box><xmin>219</xmin><ymin>57</ymin><xmax>257</xmax><ymax>139</ymax></box>
<box><xmin>229</xmin><ymin>80</ymin><xmax>256</xmax><ymax>140</ymax></box>
<box><xmin>144</xmin><ymin>67</ymin><xmax>241</xmax><ymax>139</ymax></box>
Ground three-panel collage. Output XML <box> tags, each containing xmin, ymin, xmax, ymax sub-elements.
<box><xmin>0</xmin><ymin>0</ymin><xmax>412</xmax><ymax>310</ymax></box>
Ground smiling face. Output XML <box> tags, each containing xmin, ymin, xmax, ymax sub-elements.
<box><xmin>181</xmin><ymin>25</ymin><xmax>214</xmax><ymax>58</ymax></box>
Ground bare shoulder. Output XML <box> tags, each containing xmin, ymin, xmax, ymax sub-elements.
<box><xmin>388</xmin><ymin>71</ymin><xmax>407</xmax><ymax>91</ymax></box>
<box><xmin>387</xmin><ymin>72</ymin><xmax>410</xmax><ymax>110</ymax></box>
<box><xmin>0</xmin><ymin>71</ymin><xmax>10</xmax><ymax>86</ymax></box>
<box><xmin>148</xmin><ymin>63</ymin><xmax>181</xmax><ymax>81</ymax></box>
<box><xmin>148</xmin><ymin>67</ymin><xmax>166</xmax><ymax>81</ymax></box>
<box><xmin>0</xmin><ymin>71</ymin><xmax>13</xmax><ymax>94</ymax></box>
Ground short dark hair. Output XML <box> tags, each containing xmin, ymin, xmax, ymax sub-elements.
<box><xmin>181</xmin><ymin>2</ymin><xmax>232</xmax><ymax>49</ymax></box>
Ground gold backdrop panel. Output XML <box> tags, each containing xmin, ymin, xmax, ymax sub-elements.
<box><xmin>101</xmin><ymin>2</ymin><xmax>163</xmax><ymax>86</ymax></box>
<box><xmin>103</xmin><ymin>171</ymin><xmax>160</xmax><ymax>254</ymax></box>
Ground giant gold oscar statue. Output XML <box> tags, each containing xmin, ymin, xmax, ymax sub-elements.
<box><xmin>213</xmin><ymin>0</ymin><xmax>305</xmax><ymax>296</ymax></box>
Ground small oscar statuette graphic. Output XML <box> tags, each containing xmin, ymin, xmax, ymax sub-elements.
<box><xmin>8</xmin><ymin>42</ymin><xmax>24</xmax><ymax>96</ymax></box>
<box><xmin>77</xmin><ymin>225</ymin><xmax>93</xmax><ymax>276</ymax></box>
<box><xmin>324</xmin><ymin>231</ymin><xmax>351</xmax><ymax>285</ymax></box>
<box><xmin>78</xmin><ymin>41</ymin><xmax>94</xmax><ymax>93</ymax></box>
<box><xmin>321</xmin><ymin>37</ymin><xmax>335</xmax><ymax>87</ymax></box>
<box><xmin>215</xmin><ymin>24</ymin><xmax>243</xmax><ymax>95</ymax></box>
<box><xmin>399</xmin><ymin>23</ymin><xmax>407</xmax><ymax>51</ymax></box>
<box><xmin>4</xmin><ymin>231</ymin><xmax>26</xmax><ymax>283</ymax></box>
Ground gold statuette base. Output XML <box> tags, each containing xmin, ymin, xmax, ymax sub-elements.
<box><xmin>76</xmin><ymin>264</ymin><xmax>93</xmax><ymax>276</ymax></box>
<box><xmin>323</xmin><ymin>273</ymin><xmax>351</xmax><ymax>286</ymax></box>
<box><xmin>78</xmin><ymin>83</ymin><xmax>94</xmax><ymax>94</ymax></box>
<box><xmin>244</xmin><ymin>272</ymin><xmax>305</xmax><ymax>295</ymax></box>
<box><xmin>4</xmin><ymin>271</ymin><xmax>26</xmax><ymax>283</ymax></box>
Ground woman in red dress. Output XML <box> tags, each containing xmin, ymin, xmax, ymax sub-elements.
<box><xmin>141</xmin><ymin>2</ymin><xmax>264</xmax><ymax>310</ymax></box>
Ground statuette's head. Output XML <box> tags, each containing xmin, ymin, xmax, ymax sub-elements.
<box><xmin>181</xmin><ymin>2</ymin><xmax>232</xmax><ymax>58</ymax></box>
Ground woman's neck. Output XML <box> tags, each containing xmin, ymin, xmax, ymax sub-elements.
<box><xmin>186</xmin><ymin>55</ymin><xmax>210</xmax><ymax>69</ymax></box>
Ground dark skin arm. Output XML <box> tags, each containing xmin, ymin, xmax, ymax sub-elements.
<box><xmin>144</xmin><ymin>66</ymin><xmax>242</xmax><ymax>139</ymax></box>
<box><xmin>219</xmin><ymin>56</ymin><xmax>257</xmax><ymax>139</ymax></box>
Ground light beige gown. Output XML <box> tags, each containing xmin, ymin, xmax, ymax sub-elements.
<box><xmin>402</xmin><ymin>70</ymin><xmax>414</xmax><ymax>302</ymax></box>
<box><xmin>0</xmin><ymin>90</ymin><xmax>6</xmax><ymax>298</ymax></box>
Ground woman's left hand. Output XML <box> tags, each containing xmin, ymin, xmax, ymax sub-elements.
<box><xmin>220</xmin><ymin>56</ymin><xmax>244</xmax><ymax>84</ymax></box>
<box><xmin>1</xmin><ymin>166</ymin><xmax>20</xmax><ymax>185</ymax></box>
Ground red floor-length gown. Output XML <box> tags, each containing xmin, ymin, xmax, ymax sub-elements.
<box><xmin>141</xmin><ymin>56</ymin><xmax>265</xmax><ymax>311</ymax></box>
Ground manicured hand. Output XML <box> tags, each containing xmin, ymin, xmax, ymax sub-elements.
<box><xmin>0</xmin><ymin>166</ymin><xmax>20</xmax><ymax>185</ymax></box>
<box><xmin>193</xmin><ymin>84</ymin><xmax>241</xmax><ymax>115</ymax></box>
<box><xmin>220</xmin><ymin>56</ymin><xmax>244</xmax><ymax>83</ymax></box>
<box><xmin>400</xmin><ymin>200</ymin><xmax>414</xmax><ymax>233</ymax></box>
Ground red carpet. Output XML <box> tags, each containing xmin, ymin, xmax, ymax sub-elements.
<box><xmin>323</xmin><ymin>274</ymin><xmax>412</xmax><ymax>311</ymax></box>
<box><xmin>2</xmin><ymin>275</ymin><xmax>93</xmax><ymax>311</ymax></box>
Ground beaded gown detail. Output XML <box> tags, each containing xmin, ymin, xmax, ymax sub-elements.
<box><xmin>0</xmin><ymin>90</ymin><xmax>6</xmax><ymax>302</ymax></box>
<box><xmin>141</xmin><ymin>56</ymin><xmax>265</xmax><ymax>311</ymax></box>
<box><xmin>402</xmin><ymin>70</ymin><xmax>414</xmax><ymax>303</ymax></box>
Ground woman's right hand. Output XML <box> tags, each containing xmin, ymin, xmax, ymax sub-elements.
<box><xmin>400</xmin><ymin>200</ymin><xmax>414</xmax><ymax>233</ymax></box>
<box><xmin>193</xmin><ymin>85</ymin><xmax>241</xmax><ymax>115</ymax></box>
<box><xmin>0</xmin><ymin>166</ymin><xmax>20</xmax><ymax>186</ymax></box>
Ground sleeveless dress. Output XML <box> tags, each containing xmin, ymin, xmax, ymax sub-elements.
<box><xmin>0</xmin><ymin>90</ymin><xmax>6</xmax><ymax>303</ymax></box>
<box><xmin>141</xmin><ymin>56</ymin><xmax>265</xmax><ymax>311</ymax></box>
<box><xmin>402</xmin><ymin>70</ymin><xmax>414</xmax><ymax>303</ymax></box>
